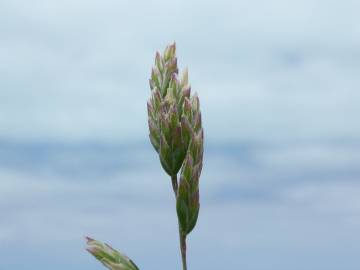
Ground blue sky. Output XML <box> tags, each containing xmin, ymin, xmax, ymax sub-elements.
<box><xmin>0</xmin><ymin>0</ymin><xmax>360</xmax><ymax>269</ymax></box>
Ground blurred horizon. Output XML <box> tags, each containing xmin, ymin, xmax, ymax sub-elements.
<box><xmin>1</xmin><ymin>0</ymin><xmax>360</xmax><ymax>270</ymax></box>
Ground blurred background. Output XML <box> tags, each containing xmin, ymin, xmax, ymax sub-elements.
<box><xmin>1</xmin><ymin>0</ymin><xmax>360</xmax><ymax>269</ymax></box>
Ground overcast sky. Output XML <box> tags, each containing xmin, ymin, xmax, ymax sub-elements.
<box><xmin>1</xmin><ymin>0</ymin><xmax>359</xmax><ymax>143</ymax></box>
<box><xmin>0</xmin><ymin>1</ymin><xmax>360</xmax><ymax>270</ymax></box>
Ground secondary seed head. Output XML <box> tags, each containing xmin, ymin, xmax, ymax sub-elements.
<box><xmin>86</xmin><ymin>237</ymin><xmax>139</xmax><ymax>270</ymax></box>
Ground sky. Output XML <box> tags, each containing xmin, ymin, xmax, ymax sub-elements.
<box><xmin>0</xmin><ymin>0</ymin><xmax>360</xmax><ymax>269</ymax></box>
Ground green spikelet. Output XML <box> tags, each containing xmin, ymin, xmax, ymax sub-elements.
<box><xmin>86</xmin><ymin>237</ymin><xmax>139</xmax><ymax>270</ymax></box>
<box><xmin>147</xmin><ymin>43</ymin><xmax>194</xmax><ymax>177</ymax></box>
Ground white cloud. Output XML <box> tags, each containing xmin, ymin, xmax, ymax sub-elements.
<box><xmin>0</xmin><ymin>0</ymin><xmax>359</xmax><ymax>143</ymax></box>
<box><xmin>1</xmin><ymin>1</ymin><xmax>360</xmax><ymax>267</ymax></box>
<box><xmin>1</xmin><ymin>140</ymin><xmax>360</xmax><ymax>269</ymax></box>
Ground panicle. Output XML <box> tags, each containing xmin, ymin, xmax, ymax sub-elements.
<box><xmin>147</xmin><ymin>43</ymin><xmax>204</xmax><ymax>236</ymax></box>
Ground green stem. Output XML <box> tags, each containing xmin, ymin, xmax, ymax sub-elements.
<box><xmin>171</xmin><ymin>175</ymin><xmax>187</xmax><ymax>270</ymax></box>
<box><xmin>171</xmin><ymin>174</ymin><xmax>178</xmax><ymax>195</ymax></box>
<box><xmin>179</xmin><ymin>230</ymin><xmax>187</xmax><ymax>270</ymax></box>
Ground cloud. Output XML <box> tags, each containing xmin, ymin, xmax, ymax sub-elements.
<box><xmin>0</xmin><ymin>0</ymin><xmax>359</xmax><ymax>143</ymax></box>
<box><xmin>1</xmin><ymin>139</ymin><xmax>360</xmax><ymax>269</ymax></box>
<box><xmin>1</xmin><ymin>1</ymin><xmax>360</xmax><ymax>269</ymax></box>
